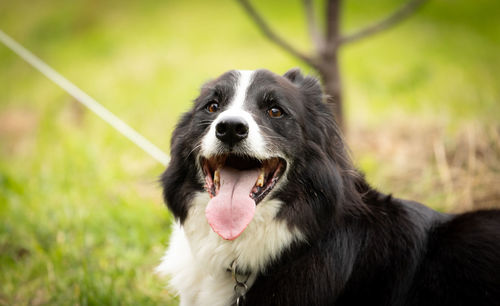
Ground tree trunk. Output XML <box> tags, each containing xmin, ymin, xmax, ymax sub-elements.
<box><xmin>321</xmin><ymin>52</ymin><xmax>343</xmax><ymax>129</ymax></box>
<box><xmin>322</xmin><ymin>0</ymin><xmax>343</xmax><ymax>129</ymax></box>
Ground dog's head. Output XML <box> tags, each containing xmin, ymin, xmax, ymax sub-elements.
<box><xmin>162</xmin><ymin>69</ymin><xmax>358</xmax><ymax>240</ymax></box>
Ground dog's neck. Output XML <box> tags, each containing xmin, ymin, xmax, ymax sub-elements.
<box><xmin>182</xmin><ymin>192</ymin><xmax>305</xmax><ymax>275</ymax></box>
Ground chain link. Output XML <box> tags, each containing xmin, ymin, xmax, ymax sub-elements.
<box><xmin>230</xmin><ymin>260</ymin><xmax>250</xmax><ymax>306</ymax></box>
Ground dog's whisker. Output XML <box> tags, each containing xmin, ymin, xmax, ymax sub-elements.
<box><xmin>186</xmin><ymin>143</ymin><xmax>202</xmax><ymax>159</ymax></box>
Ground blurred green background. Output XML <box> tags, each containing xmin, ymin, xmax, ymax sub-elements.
<box><xmin>0</xmin><ymin>0</ymin><xmax>499</xmax><ymax>304</ymax></box>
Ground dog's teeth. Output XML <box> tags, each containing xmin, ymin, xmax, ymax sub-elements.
<box><xmin>256</xmin><ymin>171</ymin><xmax>265</xmax><ymax>187</ymax></box>
<box><xmin>214</xmin><ymin>169</ymin><xmax>220</xmax><ymax>187</ymax></box>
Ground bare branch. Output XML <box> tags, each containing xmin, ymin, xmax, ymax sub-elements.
<box><xmin>302</xmin><ymin>0</ymin><xmax>325</xmax><ymax>54</ymax></box>
<box><xmin>339</xmin><ymin>0</ymin><xmax>428</xmax><ymax>46</ymax></box>
<box><xmin>235</xmin><ymin>0</ymin><xmax>320</xmax><ymax>69</ymax></box>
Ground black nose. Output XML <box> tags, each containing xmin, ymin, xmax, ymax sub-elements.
<box><xmin>215</xmin><ymin>116</ymin><xmax>249</xmax><ymax>146</ymax></box>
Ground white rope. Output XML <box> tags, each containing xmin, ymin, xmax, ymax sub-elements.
<box><xmin>0</xmin><ymin>29</ymin><xmax>170</xmax><ymax>166</ymax></box>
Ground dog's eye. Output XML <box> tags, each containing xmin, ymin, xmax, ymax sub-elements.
<box><xmin>267</xmin><ymin>107</ymin><xmax>284</xmax><ymax>118</ymax></box>
<box><xmin>206</xmin><ymin>102</ymin><xmax>219</xmax><ymax>113</ymax></box>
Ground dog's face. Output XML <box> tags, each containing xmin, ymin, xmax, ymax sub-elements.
<box><xmin>162</xmin><ymin>69</ymin><xmax>350</xmax><ymax>241</ymax></box>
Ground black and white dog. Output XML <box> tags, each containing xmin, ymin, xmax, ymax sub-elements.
<box><xmin>157</xmin><ymin>69</ymin><xmax>500</xmax><ymax>306</ymax></box>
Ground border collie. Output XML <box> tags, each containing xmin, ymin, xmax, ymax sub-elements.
<box><xmin>157</xmin><ymin>69</ymin><xmax>500</xmax><ymax>306</ymax></box>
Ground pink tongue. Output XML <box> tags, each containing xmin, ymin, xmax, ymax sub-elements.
<box><xmin>205</xmin><ymin>167</ymin><xmax>260</xmax><ymax>240</ymax></box>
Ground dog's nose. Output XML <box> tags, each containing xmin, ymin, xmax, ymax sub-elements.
<box><xmin>215</xmin><ymin>116</ymin><xmax>249</xmax><ymax>146</ymax></box>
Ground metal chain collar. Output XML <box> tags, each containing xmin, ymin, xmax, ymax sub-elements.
<box><xmin>229</xmin><ymin>260</ymin><xmax>251</xmax><ymax>306</ymax></box>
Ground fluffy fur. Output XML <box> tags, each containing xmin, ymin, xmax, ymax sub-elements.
<box><xmin>157</xmin><ymin>69</ymin><xmax>500</xmax><ymax>306</ymax></box>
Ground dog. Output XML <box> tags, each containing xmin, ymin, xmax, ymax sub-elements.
<box><xmin>157</xmin><ymin>69</ymin><xmax>500</xmax><ymax>306</ymax></box>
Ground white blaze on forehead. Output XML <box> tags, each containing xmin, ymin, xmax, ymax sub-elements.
<box><xmin>230</xmin><ymin>70</ymin><xmax>254</xmax><ymax>110</ymax></box>
<box><xmin>200</xmin><ymin>70</ymin><xmax>270</xmax><ymax>159</ymax></box>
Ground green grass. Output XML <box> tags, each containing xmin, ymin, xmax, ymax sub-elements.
<box><xmin>1</xmin><ymin>0</ymin><xmax>499</xmax><ymax>304</ymax></box>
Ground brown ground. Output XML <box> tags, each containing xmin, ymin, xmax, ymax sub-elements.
<box><xmin>349</xmin><ymin>121</ymin><xmax>500</xmax><ymax>212</ymax></box>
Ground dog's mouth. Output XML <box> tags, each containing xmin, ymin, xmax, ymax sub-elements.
<box><xmin>201</xmin><ymin>154</ymin><xmax>286</xmax><ymax>240</ymax></box>
<box><xmin>201</xmin><ymin>155</ymin><xmax>286</xmax><ymax>203</ymax></box>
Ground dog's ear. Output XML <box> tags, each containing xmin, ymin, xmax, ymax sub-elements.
<box><xmin>285</xmin><ymin>69</ymin><xmax>323</xmax><ymax>102</ymax></box>
<box><xmin>283</xmin><ymin>68</ymin><xmax>305</xmax><ymax>84</ymax></box>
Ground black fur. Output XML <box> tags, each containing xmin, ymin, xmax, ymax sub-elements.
<box><xmin>161</xmin><ymin>69</ymin><xmax>500</xmax><ymax>306</ymax></box>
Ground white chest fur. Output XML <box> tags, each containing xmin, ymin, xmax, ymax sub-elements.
<box><xmin>156</xmin><ymin>192</ymin><xmax>304</xmax><ymax>306</ymax></box>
